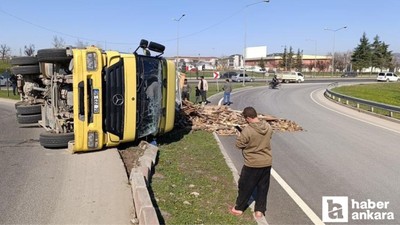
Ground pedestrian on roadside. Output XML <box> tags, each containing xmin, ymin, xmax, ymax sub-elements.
<box><xmin>194</xmin><ymin>86</ymin><xmax>201</xmax><ymax>104</ymax></box>
<box><xmin>230</xmin><ymin>106</ymin><xmax>273</xmax><ymax>220</ymax></box>
<box><xmin>222</xmin><ymin>78</ymin><xmax>232</xmax><ymax>105</ymax></box>
<box><xmin>9</xmin><ymin>74</ymin><xmax>17</xmax><ymax>95</ymax></box>
<box><xmin>181</xmin><ymin>78</ymin><xmax>191</xmax><ymax>101</ymax></box>
<box><xmin>197</xmin><ymin>76</ymin><xmax>210</xmax><ymax>104</ymax></box>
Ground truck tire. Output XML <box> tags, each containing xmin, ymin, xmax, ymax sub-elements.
<box><xmin>16</xmin><ymin>104</ymin><xmax>41</xmax><ymax>115</ymax></box>
<box><xmin>11</xmin><ymin>65</ymin><xmax>40</xmax><ymax>75</ymax></box>
<box><xmin>16</xmin><ymin>113</ymin><xmax>41</xmax><ymax>124</ymax></box>
<box><xmin>11</xmin><ymin>56</ymin><xmax>38</xmax><ymax>66</ymax></box>
<box><xmin>37</xmin><ymin>49</ymin><xmax>72</xmax><ymax>63</ymax></box>
<box><xmin>39</xmin><ymin>132</ymin><xmax>74</xmax><ymax>148</ymax></box>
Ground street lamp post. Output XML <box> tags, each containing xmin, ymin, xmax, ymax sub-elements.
<box><xmin>242</xmin><ymin>0</ymin><xmax>269</xmax><ymax>86</ymax></box>
<box><xmin>174</xmin><ymin>14</ymin><xmax>185</xmax><ymax>71</ymax></box>
<box><xmin>324</xmin><ymin>26</ymin><xmax>347</xmax><ymax>76</ymax></box>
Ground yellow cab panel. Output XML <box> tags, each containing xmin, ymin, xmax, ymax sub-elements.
<box><xmin>71</xmin><ymin>47</ymin><xmax>105</xmax><ymax>152</ymax></box>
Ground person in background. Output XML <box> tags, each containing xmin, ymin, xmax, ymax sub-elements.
<box><xmin>230</xmin><ymin>106</ymin><xmax>273</xmax><ymax>220</ymax></box>
<box><xmin>194</xmin><ymin>86</ymin><xmax>201</xmax><ymax>104</ymax></box>
<box><xmin>181</xmin><ymin>78</ymin><xmax>191</xmax><ymax>101</ymax></box>
<box><xmin>222</xmin><ymin>78</ymin><xmax>232</xmax><ymax>105</ymax></box>
<box><xmin>9</xmin><ymin>74</ymin><xmax>17</xmax><ymax>95</ymax></box>
<box><xmin>197</xmin><ymin>76</ymin><xmax>210</xmax><ymax>104</ymax></box>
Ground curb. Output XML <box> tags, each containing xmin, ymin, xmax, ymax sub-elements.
<box><xmin>129</xmin><ymin>142</ymin><xmax>160</xmax><ymax>225</ymax></box>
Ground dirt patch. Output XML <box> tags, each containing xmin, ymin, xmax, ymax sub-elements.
<box><xmin>119</xmin><ymin>145</ymin><xmax>146</xmax><ymax>177</ymax></box>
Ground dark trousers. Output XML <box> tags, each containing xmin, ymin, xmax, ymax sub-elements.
<box><xmin>235</xmin><ymin>165</ymin><xmax>271</xmax><ymax>213</ymax></box>
<box><xmin>200</xmin><ymin>90</ymin><xmax>207</xmax><ymax>102</ymax></box>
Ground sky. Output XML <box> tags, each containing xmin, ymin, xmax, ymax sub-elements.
<box><xmin>0</xmin><ymin>0</ymin><xmax>399</xmax><ymax>58</ymax></box>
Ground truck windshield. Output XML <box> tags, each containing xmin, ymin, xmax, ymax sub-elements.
<box><xmin>136</xmin><ymin>56</ymin><xmax>163</xmax><ymax>138</ymax></box>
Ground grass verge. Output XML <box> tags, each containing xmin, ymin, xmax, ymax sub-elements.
<box><xmin>152</xmin><ymin>129</ymin><xmax>256</xmax><ymax>224</ymax></box>
<box><xmin>331</xmin><ymin>82</ymin><xmax>400</xmax><ymax>119</ymax></box>
<box><xmin>0</xmin><ymin>90</ymin><xmax>20</xmax><ymax>100</ymax></box>
<box><xmin>332</xmin><ymin>82</ymin><xmax>400</xmax><ymax>106</ymax></box>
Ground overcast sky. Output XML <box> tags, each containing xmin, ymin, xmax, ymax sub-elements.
<box><xmin>1</xmin><ymin>0</ymin><xmax>399</xmax><ymax>57</ymax></box>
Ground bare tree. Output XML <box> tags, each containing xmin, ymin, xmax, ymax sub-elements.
<box><xmin>24</xmin><ymin>44</ymin><xmax>35</xmax><ymax>56</ymax></box>
<box><xmin>334</xmin><ymin>52</ymin><xmax>347</xmax><ymax>72</ymax></box>
<box><xmin>76</xmin><ymin>39</ymin><xmax>89</xmax><ymax>48</ymax></box>
<box><xmin>391</xmin><ymin>54</ymin><xmax>400</xmax><ymax>72</ymax></box>
<box><xmin>316</xmin><ymin>60</ymin><xmax>328</xmax><ymax>72</ymax></box>
<box><xmin>52</xmin><ymin>36</ymin><xmax>65</xmax><ymax>48</ymax></box>
<box><xmin>0</xmin><ymin>44</ymin><xmax>11</xmax><ymax>60</ymax></box>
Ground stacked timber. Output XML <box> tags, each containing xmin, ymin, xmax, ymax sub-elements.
<box><xmin>177</xmin><ymin>100</ymin><xmax>303</xmax><ymax>135</ymax></box>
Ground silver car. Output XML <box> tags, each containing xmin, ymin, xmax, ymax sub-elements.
<box><xmin>231</xmin><ymin>73</ymin><xmax>255</xmax><ymax>82</ymax></box>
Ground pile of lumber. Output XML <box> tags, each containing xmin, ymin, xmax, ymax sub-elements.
<box><xmin>178</xmin><ymin>100</ymin><xmax>303</xmax><ymax>135</ymax></box>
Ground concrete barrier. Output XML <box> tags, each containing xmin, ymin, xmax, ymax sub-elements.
<box><xmin>129</xmin><ymin>142</ymin><xmax>160</xmax><ymax>225</ymax></box>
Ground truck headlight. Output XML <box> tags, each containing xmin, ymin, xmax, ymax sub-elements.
<box><xmin>88</xmin><ymin>131</ymin><xmax>99</xmax><ymax>148</ymax></box>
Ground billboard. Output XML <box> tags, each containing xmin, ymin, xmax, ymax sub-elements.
<box><xmin>245</xmin><ymin>46</ymin><xmax>267</xmax><ymax>59</ymax></box>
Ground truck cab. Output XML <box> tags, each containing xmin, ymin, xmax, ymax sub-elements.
<box><xmin>11</xmin><ymin>40</ymin><xmax>176</xmax><ymax>152</ymax></box>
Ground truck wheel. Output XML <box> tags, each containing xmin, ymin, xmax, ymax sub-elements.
<box><xmin>11</xmin><ymin>65</ymin><xmax>40</xmax><ymax>75</ymax></box>
<box><xmin>11</xmin><ymin>56</ymin><xmax>38</xmax><ymax>66</ymax></box>
<box><xmin>37</xmin><ymin>49</ymin><xmax>72</xmax><ymax>63</ymax></box>
<box><xmin>16</xmin><ymin>113</ymin><xmax>41</xmax><ymax>124</ymax></box>
<box><xmin>16</xmin><ymin>104</ymin><xmax>41</xmax><ymax>115</ymax></box>
<box><xmin>39</xmin><ymin>132</ymin><xmax>74</xmax><ymax>148</ymax></box>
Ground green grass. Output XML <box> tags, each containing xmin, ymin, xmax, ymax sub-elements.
<box><xmin>332</xmin><ymin>83</ymin><xmax>400</xmax><ymax>106</ymax></box>
<box><xmin>0</xmin><ymin>90</ymin><xmax>20</xmax><ymax>100</ymax></box>
<box><xmin>153</xmin><ymin>129</ymin><xmax>256</xmax><ymax>224</ymax></box>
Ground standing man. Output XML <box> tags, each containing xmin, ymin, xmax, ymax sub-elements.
<box><xmin>9</xmin><ymin>74</ymin><xmax>17</xmax><ymax>95</ymax></box>
<box><xmin>197</xmin><ymin>76</ymin><xmax>210</xmax><ymax>104</ymax></box>
<box><xmin>181</xmin><ymin>78</ymin><xmax>191</xmax><ymax>101</ymax></box>
<box><xmin>230</xmin><ymin>106</ymin><xmax>273</xmax><ymax>220</ymax></box>
<box><xmin>222</xmin><ymin>79</ymin><xmax>232</xmax><ymax>105</ymax></box>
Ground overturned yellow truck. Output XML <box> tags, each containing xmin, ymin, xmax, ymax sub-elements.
<box><xmin>11</xmin><ymin>40</ymin><xmax>176</xmax><ymax>152</ymax></box>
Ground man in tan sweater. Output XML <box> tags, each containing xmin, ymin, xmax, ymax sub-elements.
<box><xmin>230</xmin><ymin>106</ymin><xmax>273</xmax><ymax>220</ymax></box>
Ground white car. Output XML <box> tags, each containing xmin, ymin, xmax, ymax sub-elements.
<box><xmin>231</xmin><ymin>73</ymin><xmax>255</xmax><ymax>82</ymax></box>
<box><xmin>376</xmin><ymin>72</ymin><xmax>398</xmax><ymax>82</ymax></box>
<box><xmin>0</xmin><ymin>75</ymin><xmax>11</xmax><ymax>86</ymax></box>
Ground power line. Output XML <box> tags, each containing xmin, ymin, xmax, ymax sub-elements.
<box><xmin>0</xmin><ymin>6</ymin><xmax>244</xmax><ymax>46</ymax></box>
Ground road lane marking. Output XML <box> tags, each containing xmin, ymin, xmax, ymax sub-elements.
<box><xmin>271</xmin><ymin>168</ymin><xmax>325</xmax><ymax>225</ymax></box>
<box><xmin>310</xmin><ymin>89</ymin><xmax>400</xmax><ymax>134</ymax></box>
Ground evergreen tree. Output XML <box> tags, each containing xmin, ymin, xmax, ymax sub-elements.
<box><xmin>287</xmin><ymin>46</ymin><xmax>294</xmax><ymax>70</ymax></box>
<box><xmin>295</xmin><ymin>49</ymin><xmax>303</xmax><ymax>71</ymax></box>
<box><xmin>280</xmin><ymin>46</ymin><xmax>288</xmax><ymax>70</ymax></box>
<box><xmin>351</xmin><ymin>32</ymin><xmax>371</xmax><ymax>71</ymax></box>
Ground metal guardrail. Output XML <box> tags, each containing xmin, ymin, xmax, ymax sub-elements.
<box><xmin>324</xmin><ymin>82</ymin><xmax>400</xmax><ymax>118</ymax></box>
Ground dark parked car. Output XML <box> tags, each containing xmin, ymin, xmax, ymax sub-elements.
<box><xmin>221</xmin><ymin>71</ymin><xmax>237</xmax><ymax>79</ymax></box>
<box><xmin>341</xmin><ymin>71</ymin><xmax>358</xmax><ymax>77</ymax></box>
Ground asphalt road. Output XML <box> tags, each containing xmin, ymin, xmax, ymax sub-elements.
<box><xmin>211</xmin><ymin>82</ymin><xmax>400</xmax><ymax>224</ymax></box>
<box><xmin>0</xmin><ymin>99</ymin><xmax>133</xmax><ymax>224</ymax></box>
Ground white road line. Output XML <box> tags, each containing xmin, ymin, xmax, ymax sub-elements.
<box><xmin>271</xmin><ymin>169</ymin><xmax>325</xmax><ymax>225</ymax></box>
<box><xmin>310</xmin><ymin>89</ymin><xmax>400</xmax><ymax>134</ymax></box>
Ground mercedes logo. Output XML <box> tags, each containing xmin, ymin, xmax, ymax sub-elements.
<box><xmin>112</xmin><ymin>94</ymin><xmax>124</xmax><ymax>106</ymax></box>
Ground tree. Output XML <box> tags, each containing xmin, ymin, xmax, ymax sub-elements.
<box><xmin>24</xmin><ymin>44</ymin><xmax>35</xmax><ymax>56</ymax></box>
<box><xmin>0</xmin><ymin>44</ymin><xmax>11</xmax><ymax>60</ymax></box>
<box><xmin>258</xmin><ymin>58</ymin><xmax>265</xmax><ymax>71</ymax></box>
<box><xmin>294</xmin><ymin>49</ymin><xmax>303</xmax><ymax>72</ymax></box>
<box><xmin>351</xmin><ymin>32</ymin><xmax>371</xmax><ymax>71</ymax></box>
<box><xmin>334</xmin><ymin>52</ymin><xmax>349</xmax><ymax>72</ymax></box>
<box><xmin>287</xmin><ymin>46</ymin><xmax>294</xmax><ymax>70</ymax></box>
<box><xmin>316</xmin><ymin>60</ymin><xmax>328</xmax><ymax>72</ymax></box>
<box><xmin>280</xmin><ymin>46</ymin><xmax>288</xmax><ymax>70</ymax></box>
<box><xmin>53</xmin><ymin>36</ymin><xmax>65</xmax><ymax>48</ymax></box>
<box><xmin>76</xmin><ymin>39</ymin><xmax>88</xmax><ymax>48</ymax></box>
